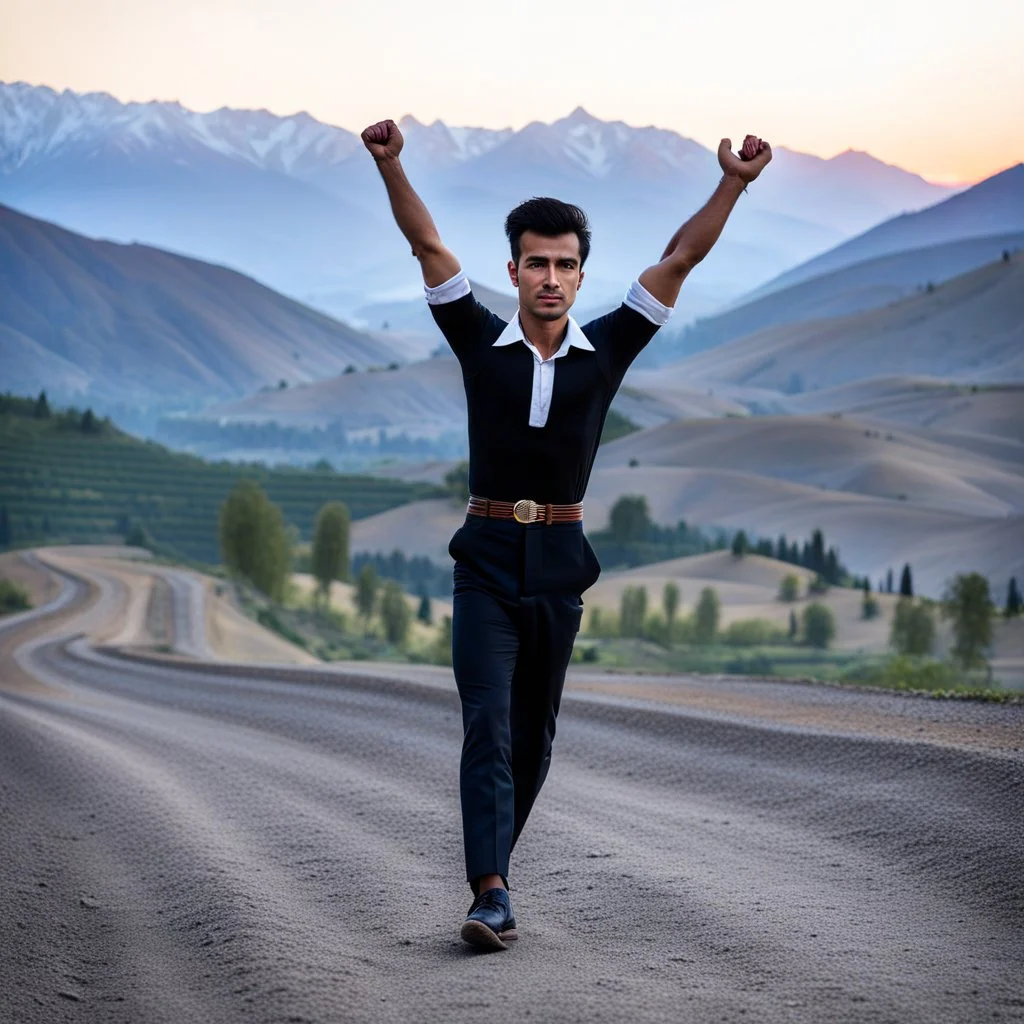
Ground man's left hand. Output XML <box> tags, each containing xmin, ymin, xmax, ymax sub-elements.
<box><xmin>718</xmin><ymin>135</ymin><xmax>772</xmax><ymax>183</ymax></box>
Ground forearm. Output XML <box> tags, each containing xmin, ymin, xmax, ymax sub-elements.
<box><xmin>660</xmin><ymin>173</ymin><xmax>746</xmax><ymax>267</ymax></box>
<box><xmin>373</xmin><ymin>154</ymin><xmax>445</xmax><ymax>260</ymax></box>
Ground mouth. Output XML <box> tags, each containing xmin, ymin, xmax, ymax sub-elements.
<box><xmin>539</xmin><ymin>294</ymin><xmax>562</xmax><ymax>305</ymax></box>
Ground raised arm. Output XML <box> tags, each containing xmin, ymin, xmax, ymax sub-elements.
<box><xmin>361</xmin><ymin>119</ymin><xmax>461</xmax><ymax>287</ymax></box>
<box><xmin>638</xmin><ymin>135</ymin><xmax>772</xmax><ymax>308</ymax></box>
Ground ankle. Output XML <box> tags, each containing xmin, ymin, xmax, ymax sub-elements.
<box><xmin>474</xmin><ymin>873</ymin><xmax>506</xmax><ymax>895</ymax></box>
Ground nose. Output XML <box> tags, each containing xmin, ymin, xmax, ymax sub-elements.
<box><xmin>544</xmin><ymin>264</ymin><xmax>559</xmax><ymax>287</ymax></box>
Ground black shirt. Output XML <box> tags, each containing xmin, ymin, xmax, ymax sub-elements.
<box><xmin>430</xmin><ymin>291</ymin><xmax>662</xmax><ymax>505</ymax></box>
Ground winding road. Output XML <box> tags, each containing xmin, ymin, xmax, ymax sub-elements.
<box><xmin>1</xmin><ymin>549</ymin><xmax>1022</xmax><ymax>1024</ymax></box>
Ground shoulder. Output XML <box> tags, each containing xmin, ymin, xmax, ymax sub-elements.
<box><xmin>581</xmin><ymin>279</ymin><xmax>673</xmax><ymax>376</ymax></box>
<box><xmin>426</xmin><ymin>270</ymin><xmax>507</xmax><ymax>362</ymax></box>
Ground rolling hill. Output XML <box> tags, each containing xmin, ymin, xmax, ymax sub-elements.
<box><xmin>645</xmin><ymin>230</ymin><xmax>1024</xmax><ymax>364</ymax></box>
<box><xmin>0</xmin><ymin>203</ymin><xmax>403</xmax><ymax>404</ymax></box>
<box><xmin>743</xmin><ymin>162</ymin><xmax>1024</xmax><ymax>302</ymax></box>
<box><xmin>648</xmin><ymin>252</ymin><xmax>1023</xmax><ymax>393</ymax></box>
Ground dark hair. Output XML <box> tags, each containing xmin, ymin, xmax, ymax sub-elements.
<box><xmin>504</xmin><ymin>197</ymin><xmax>591</xmax><ymax>268</ymax></box>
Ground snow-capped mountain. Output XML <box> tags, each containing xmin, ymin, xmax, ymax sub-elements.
<box><xmin>0</xmin><ymin>81</ymin><xmax>363</xmax><ymax>175</ymax></box>
<box><xmin>0</xmin><ymin>81</ymin><xmax>958</xmax><ymax>318</ymax></box>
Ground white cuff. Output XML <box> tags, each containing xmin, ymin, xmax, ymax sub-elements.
<box><xmin>623</xmin><ymin>279</ymin><xmax>673</xmax><ymax>326</ymax></box>
<box><xmin>424</xmin><ymin>269</ymin><xmax>471</xmax><ymax>306</ymax></box>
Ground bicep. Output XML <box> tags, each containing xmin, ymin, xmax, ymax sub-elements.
<box><xmin>638</xmin><ymin>258</ymin><xmax>691</xmax><ymax>310</ymax></box>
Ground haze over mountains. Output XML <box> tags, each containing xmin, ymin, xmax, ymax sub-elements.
<box><xmin>2</xmin><ymin>80</ymin><xmax>1021</xmax><ymax>601</ymax></box>
<box><xmin>0</xmin><ymin>81</ymin><xmax>956</xmax><ymax>320</ymax></box>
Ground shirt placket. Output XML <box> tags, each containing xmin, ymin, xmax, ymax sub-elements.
<box><xmin>529</xmin><ymin>353</ymin><xmax>557</xmax><ymax>428</ymax></box>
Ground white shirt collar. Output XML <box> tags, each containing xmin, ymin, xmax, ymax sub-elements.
<box><xmin>492</xmin><ymin>312</ymin><xmax>595</xmax><ymax>356</ymax></box>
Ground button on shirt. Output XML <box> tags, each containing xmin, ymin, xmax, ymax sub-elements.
<box><xmin>425</xmin><ymin>271</ymin><xmax>672</xmax><ymax>504</ymax></box>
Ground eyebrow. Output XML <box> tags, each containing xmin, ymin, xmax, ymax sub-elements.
<box><xmin>524</xmin><ymin>255</ymin><xmax>579</xmax><ymax>266</ymax></box>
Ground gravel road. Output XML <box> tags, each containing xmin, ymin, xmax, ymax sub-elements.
<box><xmin>1</xmin><ymin>554</ymin><xmax>1023</xmax><ymax>1023</ymax></box>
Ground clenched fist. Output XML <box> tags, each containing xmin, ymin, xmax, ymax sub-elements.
<box><xmin>718</xmin><ymin>135</ymin><xmax>772</xmax><ymax>183</ymax></box>
<box><xmin>361</xmin><ymin>119</ymin><xmax>403</xmax><ymax>161</ymax></box>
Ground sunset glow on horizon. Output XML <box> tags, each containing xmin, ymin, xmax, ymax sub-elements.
<box><xmin>3</xmin><ymin>0</ymin><xmax>1022</xmax><ymax>186</ymax></box>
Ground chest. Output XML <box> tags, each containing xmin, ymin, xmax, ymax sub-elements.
<box><xmin>468</xmin><ymin>345</ymin><xmax>607</xmax><ymax>429</ymax></box>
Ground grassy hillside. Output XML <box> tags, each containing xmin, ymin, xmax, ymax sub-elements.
<box><xmin>0</xmin><ymin>397</ymin><xmax>443</xmax><ymax>563</ymax></box>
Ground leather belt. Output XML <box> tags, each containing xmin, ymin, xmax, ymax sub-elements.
<box><xmin>467</xmin><ymin>495</ymin><xmax>584</xmax><ymax>525</ymax></box>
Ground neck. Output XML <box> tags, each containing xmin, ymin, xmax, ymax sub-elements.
<box><xmin>518</xmin><ymin>307</ymin><xmax>569</xmax><ymax>360</ymax></box>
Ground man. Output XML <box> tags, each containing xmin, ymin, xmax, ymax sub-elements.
<box><xmin>362</xmin><ymin>119</ymin><xmax>771</xmax><ymax>951</ymax></box>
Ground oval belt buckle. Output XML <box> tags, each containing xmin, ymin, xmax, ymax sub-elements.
<box><xmin>513</xmin><ymin>498</ymin><xmax>538</xmax><ymax>524</ymax></box>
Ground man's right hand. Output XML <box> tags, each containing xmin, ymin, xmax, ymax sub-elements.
<box><xmin>361</xmin><ymin>119</ymin><xmax>403</xmax><ymax>161</ymax></box>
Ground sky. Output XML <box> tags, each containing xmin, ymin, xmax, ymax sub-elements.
<box><xmin>3</xmin><ymin>0</ymin><xmax>1023</xmax><ymax>185</ymax></box>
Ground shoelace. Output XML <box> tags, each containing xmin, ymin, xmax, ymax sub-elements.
<box><xmin>469</xmin><ymin>888</ymin><xmax>508</xmax><ymax>915</ymax></box>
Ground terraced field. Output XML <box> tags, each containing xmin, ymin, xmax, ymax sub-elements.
<box><xmin>0</xmin><ymin>413</ymin><xmax>443</xmax><ymax>562</ymax></box>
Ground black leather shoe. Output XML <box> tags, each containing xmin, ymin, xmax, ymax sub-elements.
<box><xmin>460</xmin><ymin>887</ymin><xmax>518</xmax><ymax>951</ymax></box>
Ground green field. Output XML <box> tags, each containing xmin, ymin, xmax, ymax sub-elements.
<box><xmin>0</xmin><ymin>405</ymin><xmax>444</xmax><ymax>563</ymax></box>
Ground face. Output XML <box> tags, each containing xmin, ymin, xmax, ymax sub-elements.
<box><xmin>508</xmin><ymin>231</ymin><xmax>584</xmax><ymax>321</ymax></box>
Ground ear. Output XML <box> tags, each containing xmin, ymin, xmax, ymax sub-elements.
<box><xmin>577</xmin><ymin>269</ymin><xmax>584</xmax><ymax>290</ymax></box>
<box><xmin>507</xmin><ymin>259</ymin><xmax>519</xmax><ymax>288</ymax></box>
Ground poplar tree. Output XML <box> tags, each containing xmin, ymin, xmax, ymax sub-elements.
<box><xmin>899</xmin><ymin>564</ymin><xmax>914</xmax><ymax>597</ymax></box>
<box><xmin>1005</xmin><ymin>577</ymin><xmax>1021</xmax><ymax>618</ymax></box>
<box><xmin>942</xmin><ymin>573</ymin><xmax>993</xmax><ymax>669</ymax></box>
<box><xmin>218</xmin><ymin>480</ymin><xmax>291</xmax><ymax>601</ymax></box>
<box><xmin>311</xmin><ymin>501</ymin><xmax>351</xmax><ymax>608</ymax></box>
<box><xmin>694</xmin><ymin>587</ymin><xmax>720</xmax><ymax>645</ymax></box>
<box><xmin>662</xmin><ymin>581</ymin><xmax>680</xmax><ymax>640</ymax></box>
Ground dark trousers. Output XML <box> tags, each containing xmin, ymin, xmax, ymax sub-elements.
<box><xmin>448</xmin><ymin>515</ymin><xmax>600</xmax><ymax>892</ymax></box>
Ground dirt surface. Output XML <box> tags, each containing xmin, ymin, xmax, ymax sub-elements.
<box><xmin>2</xmin><ymin>550</ymin><xmax>1022</xmax><ymax>1023</ymax></box>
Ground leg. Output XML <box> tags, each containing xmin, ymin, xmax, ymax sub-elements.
<box><xmin>451</xmin><ymin>579</ymin><xmax>520</xmax><ymax>892</ymax></box>
<box><xmin>508</xmin><ymin>593</ymin><xmax>583</xmax><ymax>851</ymax></box>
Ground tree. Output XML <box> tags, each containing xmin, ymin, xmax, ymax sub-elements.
<box><xmin>810</xmin><ymin>529</ymin><xmax>826</xmax><ymax>575</ymax></box>
<box><xmin>218</xmin><ymin>480</ymin><xmax>292</xmax><ymax>601</ymax></box>
<box><xmin>33</xmin><ymin>390</ymin><xmax>50</xmax><ymax>418</ymax></box>
<box><xmin>776</xmin><ymin>534</ymin><xmax>789</xmax><ymax>561</ymax></box>
<box><xmin>731</xmin><ymin>530</ymin><xmax>749</xmax><ymax>557</ymax></box>
<box><xmin>788</xmin><ymin>609</ymin><xmax>799</xmax><ymax>640</ymax></box>
<box><xmin>824</xmin><ymin>547</ymin><xmax>840</xmax><ymax>584</ymax></box>
<box><xmin>355</xmin><ymin>563</ymin><xmax>378</xmax><ymax>622</ymax></box>
<box><xmin>0</xmin><ymin>505</ymin><xmax>9</xmax><ymax>549</ymax></box>
<box><xmin>81</xmin><ymin>408</ymin><xmax>97</xmax><ymax>433</ymax></box>
<box><xmin>619</xmin><ymin>585</ymin><xmax>649</xmax><ymax>638</ymax></box>
<box><xmin>609</xmin><ymin>495</ymin><xmax>652</xmax><ymax>544</ymax></box>
<box><xmin>778</xmin><ymin>574</ymin><xmax>800</xmax><ymax>602</ymax></box>
<box><xmin>443</xmin><ymin>461</ymin><xmax>470</xmax><ymax>502</ymax></box>
<box><xmin>861</xmin><ymin>582</ymin><xmax>880</xmax><ymax>619</ymax></box>
<box><xmin>802</xmin><ymin>603</ymin><xmax>836</xmax><ymax>649</ymax></box>
<box><xmin>889</xmin><ymin>599</ymin><xmax>935</xmax><ymax>656</ymax></box>
<box><xmin>942</xmin><ymin>572</ymin><xmax>993</xmax><ymax>669</ymax></box>
<box><xmin>380</xmin><ymin>580</ymin><xmax>411</xmax><ymax>646</ymax></box>
<box><xmin>899</xmin><ymin>563</ymin><xmax>914</xmax><ymax>598</ymax></box>
<box><xmin>662</xmin><ymin>581</ymin><xmax>680</xmax><ymax>640</ymax></box>
<box><xmin>1005</xmin><ymin>577</ymin><xmax>1021</xmax><ymax>618</ymax></box>
<box><xmin>886</xmin><ymin>568</ymin><xmax>894</xmax><ymax>594</ymax></box>
<box><xmin>311</xmin><ymin>501</ymin><xmax>350</xmax><ymax>608</ymax></box>
<box><xmin>694</xmin><ymin>586</ymin><xmax>720</xmax><ymax>645</ymax></box>
<box><xmin>417</xmin><ymin>590</ymin><xmax>433</xmax><ymax>624</ymax></box>
<box><xmin>432</xmin><ymin>615</ymin><xmax>453</xmax><ymax>666</ymax></box>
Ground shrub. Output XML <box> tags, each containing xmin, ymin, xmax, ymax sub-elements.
<box><xmin>889</xmin><ymin>598</ymin><xmax>936</xmax><ymax>656</ymax></box>
<box><xmin>778</xmin><ymin>574</ymin><xmax>800</xmax><ymax>602</ymax></box>
<box><xmin>721</xmin><ymin>618</ymin><xmax>787</xmax><ymax>647</ymax></box>
<box><xmin>0</xmin><ymin>578</ymin><xmax>31</xmax><ymax>613</ymax></box>
<box><xmin>802</xmin><ymin>602</ymin><xmax>836</xmax><ymax>649</ymax></box>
